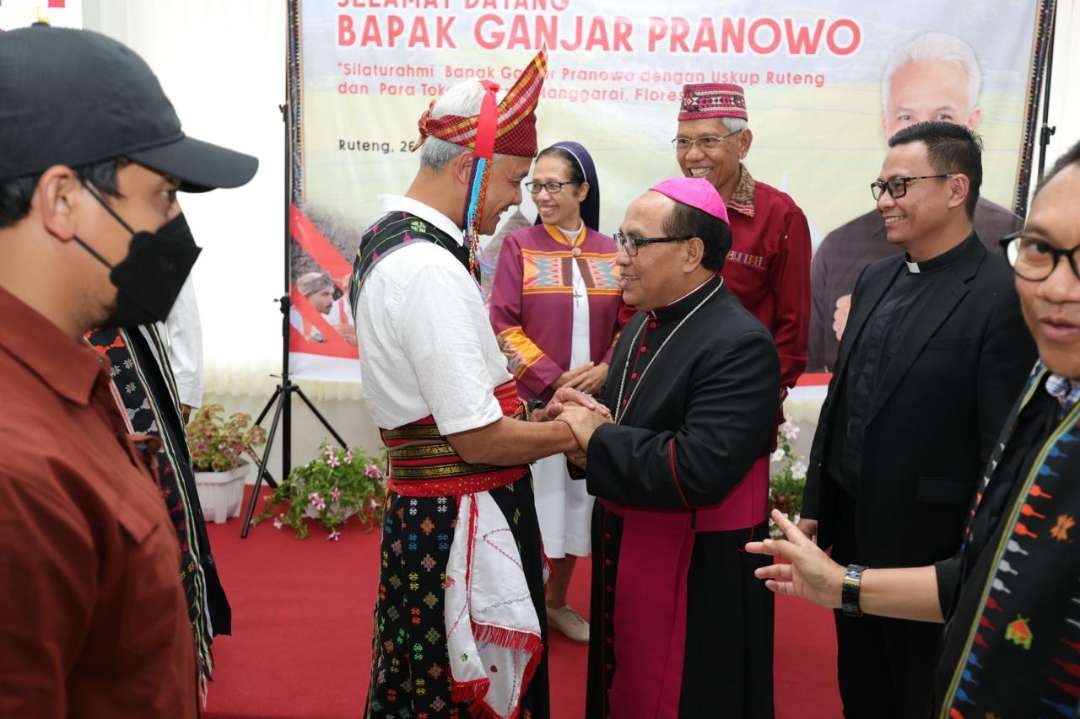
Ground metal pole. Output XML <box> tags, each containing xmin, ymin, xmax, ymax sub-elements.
<box><xmin>242</xmin><ymin>0</ymin><xmax>351</xmax><ymax>536</ymax></box>
<box><xmin>281</xmin><ymin>100</ymin><xmax>293</xmax><ymax>483</ymax></box>
<box><xmin>1037</xmin><ymin>1</ymin><xmax>1058</xmax><ymax>181</ymax></box>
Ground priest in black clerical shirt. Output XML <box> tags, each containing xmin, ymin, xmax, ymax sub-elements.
<box><xmin>558</xmin><ymin>177</ymin><xmax>780</xmax><ymax>718</ymax></box>
<box><xmin>796</xmin><ymin>122</ymin><xmax>1036</xmax><ymax>718</ymax></box>
<box><xmin>750</xmin><ymin>138</ymin><xmax>1080</xmax><ymax>719</ymax></box>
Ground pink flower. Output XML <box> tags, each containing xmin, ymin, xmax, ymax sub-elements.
<box><xmin>272</xmin><ymin>516</ymin><xmax>283</xmax><ymax>530</ymax></box>
<box><xmin>344</xmin><ymin>450</ymin><xmax>354</xmax><ymax>464</ymax></box>
<box><xmin>330</xmin><ymin>487</ymin><xmax>342</xmax><ymax>501</ymax></box>
<box><xmin>308</xmin><ymin>492</ymin><xmax>326</xmax><ymax>511</ymax></box>
<box><xmin>366</xmin><ymin>464</ymin><xmax>383</xmax><ymax>479</ymax></box>
<box><xmin>326</xmin><ymin>452</ymin><xmax>340</xmax><ymax>469</ymax></box>
<box><xmin>328</xmin><ymin>529</ymin><xmax>341</xmax><ymax>541</ymax></box>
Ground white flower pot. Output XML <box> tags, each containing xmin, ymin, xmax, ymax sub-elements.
<box><xmin>194</xmin><ymin>463</ymin><xmax>249</xmax><ymax>524</ymax></box>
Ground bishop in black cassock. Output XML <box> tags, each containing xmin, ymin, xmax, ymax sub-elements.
<box><xmin>559</xmin><ymin>177</ymin><xmax>781</xmax><ymax>718</ymax></box>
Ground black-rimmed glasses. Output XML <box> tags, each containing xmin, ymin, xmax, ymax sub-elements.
<box><xmin>870</xmin><ymin>174</ymin><xmax>950</xmax><ymax>201</ymax></box>
<box><xmin>1001</xmin><ymin>231</ymin><xmax>1080</xmax><ymax>281</ymax></box>
<box><xmin>525</xmin><ymin>180</ymin><xmax>580</xmax><ymax>195</ymax></box>
<box><xmin>614</xmin><ymin>230</ymin><xmax>694</xmax><ymax>257</ymax></box>
<box><xmin>671</xmin><ymin>128</ymin><xmax>743</xmax><ymax>152</ymax></box>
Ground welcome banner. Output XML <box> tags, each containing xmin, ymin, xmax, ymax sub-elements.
<box><xmin>0</xmin><ymin>0</ymin><xmax>81</xmax><ymax>30</ymax></box>
<box><xmin>287</xmin><ymin>0</ymin><xmax>1051</xmax><ymax>382</ymax></box>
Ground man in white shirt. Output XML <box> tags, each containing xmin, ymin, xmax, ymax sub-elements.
<box><xmin>164</xmin><ymin>277</ymin><xmax>203</xmax><ymax>420</ymax></box>
<box><xmin>349</xmin><ymin>51</ymin><xmax>596</xmax><ymax>719</ymax></box>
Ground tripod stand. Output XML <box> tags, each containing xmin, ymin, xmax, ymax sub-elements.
<box><xmin>239</xmin><ymin>99</ymin><xmax>349</xmax><ymax>538</ymax></box>
<box><xmin>1036</xmin><ymin>0</ymin><xmax>1058</xmax><ymax>181</ymax></box>
<box><xmin>239</xmin><ymin>295</ymin><xmax>349</xmax><ymax>537</ymax></box>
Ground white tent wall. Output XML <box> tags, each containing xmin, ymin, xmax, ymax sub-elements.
<box><xmin>80</xmin><ymin>1</ymin><xmax>1080</xmax><ymax>481</ymax></box>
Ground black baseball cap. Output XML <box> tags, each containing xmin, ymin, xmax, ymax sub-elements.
<box><xmin>0</xmin><ymin>26</ymin><xmax>258</xmax><ymax>191</ymax></box>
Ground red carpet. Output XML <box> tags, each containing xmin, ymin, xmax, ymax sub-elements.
<box><xmin>204</xmin><ymin>489</ymin><xmax>841</xmax><ymax>718</ymax></box>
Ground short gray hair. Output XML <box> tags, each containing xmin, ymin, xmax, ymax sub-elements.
<box><xmin>419</xmin><ymin>80</ymin><xmax>508</xmax><ymax>171</ymax></box>
<box><xmin>721</xmin><ymin>117</ymin><xmax>748</xmax><ymax>134</ymax></box>
<box><xmin>881</xmin><ymin>32</ymin><xmax>981</xmax><ymax>114</ymax></box>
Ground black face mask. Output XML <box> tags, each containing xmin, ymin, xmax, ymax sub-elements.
<box><xmin>74</xmin><ymin>182</ymin><xmax>202</xmax><ymax>328</ymax></box>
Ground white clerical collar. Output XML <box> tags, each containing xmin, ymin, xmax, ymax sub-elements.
<box><xmin>904</xmin><ymin>235</ymin><xmax>973</xmax><ymax>275</ymax></box>
<box><xmin>377</xmin><ymin>194</ymin><xmax>464</xmax><ymax>246</ymax></box>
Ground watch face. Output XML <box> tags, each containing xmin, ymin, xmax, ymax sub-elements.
<box><xmin>841</xmin><ymin>564</ymin><xmax>865</xmax><ymax>617</ymax></box>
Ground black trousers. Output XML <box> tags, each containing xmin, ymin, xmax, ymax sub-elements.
<box><xmin>831</xmin><ymin>486</ymin><xmax>941</xmax><ymax>719</ymax></box>
<box><xmin>832</xmin><ymin>610</ymin><xmax>941</xmax><ymax>718</ymax></box>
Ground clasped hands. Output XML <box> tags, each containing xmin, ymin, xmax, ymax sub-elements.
<box><xmin>531</xmin><ymin>386</ymin><xmax>612</xmax><ymax>468</ymax></box>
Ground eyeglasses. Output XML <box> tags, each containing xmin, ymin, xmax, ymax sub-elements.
<box><xmin>614</xmin><ymin>230</ymin><xmax>694</xmax><ymax>257</ymax></box>
<box><xmin>1000</xmin><ymin>232</ymin><xmax>1080</xmax><ymax>282</ymax></box>
<box><xmin>870</xmin><ymin>174</ymin><xmax>950</xmax><ymax>201</ymax></box>
<box><xmin>525</xmin><ymin>180</ymin><xmax>580</xmax><ymax>195</ymax></box>
<box><xmin>671</xmin><ymin>129</ymin><xmax>742</xmax><ymax>152</ymax></box>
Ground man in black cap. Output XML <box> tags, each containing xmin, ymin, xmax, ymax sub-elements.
<box><xmin>0</xmin><ymin>26</ymin><xmax>256</xmax><ymax>718</ymax></box>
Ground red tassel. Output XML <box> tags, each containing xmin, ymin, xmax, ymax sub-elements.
<box><xmin>448</xmin><ymin>633</ymin><xmax>545</xmax><ymax>719</ymax></box>
<box><xmin>451</xmin><ymin>677</ymin><xmax>490</xmax><ymax>705</ymax></box>
<box><xmin>514</xmin><ymin>637</ymin><xmax>545</xmax><ymax>719</ymax></box>
<box><xmin>472</xmin><ymin>623</ymin><xmax>543</xmax><ymax>654</ymax></box>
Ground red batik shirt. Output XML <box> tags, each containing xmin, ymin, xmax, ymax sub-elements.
<box><xmin>722</xmin><ymin>165</ymin><xmax>811</xmax><ymax>392</ymax></box>
<box><xmin>0</xmin><ymin>287</ymin><xmax>196</xmax><ymax>719</ymax></box>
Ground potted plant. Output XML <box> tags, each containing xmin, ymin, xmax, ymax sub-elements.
<box><xmin>186</xmin><ymin>404</ymin><xmax>267</xmax><ymax>524</ymax></box>
<box><xmin>769</xmin><ymin>420</ymin><xmax>808</xmax><ymax>537</ymax></box>
<box><xmin>256</xmin><ymin>441</ymin><xmax>387</xmax><ymax>540</ymax></box>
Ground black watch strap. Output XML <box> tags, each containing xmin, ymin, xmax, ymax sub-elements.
<box><xmin>526</xmin><ymin>399</ymin><xmax>545</xmax><ymax>419</ymax></box>
<box><xmin>841</xmin><ymin>564</ymin><xmax>866</xmax><ymax>618</ymax></box>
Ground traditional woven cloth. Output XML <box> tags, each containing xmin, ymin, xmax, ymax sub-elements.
<box><xmin>938</xmin><ymin>364</ymin><xmax>1080</xmax><ymax>717</ymax></box>
<box><xmin>86</xmin><ymin>325</ymin><xmax>230</xmax><ymax>697</ymax></box>
<box><xmin>415</xmin><ymin>49</ymin><xmax>547</xmax><ymax>277</ymax></box>
<box><xmin>444</xmin><ymin>490</ymin><xmax>543</xmax><ymax>719</ymax></box>
<box><xmin>381</xmin><ymin>381</ymin><xmax>528</xmax><ymax>496</ymax></box>
<box><xmin>381</xmin><ymin>383</ymin><xmax>539</xmax><ymax>715</ymax></box>
<box><xmin>678</xmin><ymin>83</ymin><xmax>748</xmax><ymax>121</ymax></box>
<box><xmin>416</xmin><ymin>49</ymin><xmax>547</xmax><ymax>158</ymax></box>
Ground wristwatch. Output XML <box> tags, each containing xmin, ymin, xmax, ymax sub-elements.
<box><xmin>841</xmin><ymin>564</ymin><xmax>866</xmax><ymax>618</ymax></box>
<box><xmin>525</xmin><ymin>399</ymin><xmax>546</xmax><ymax>420</ymax></box>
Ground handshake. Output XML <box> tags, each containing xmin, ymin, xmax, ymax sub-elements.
<box><xmin>531</xmin><ymin>387</ymin><xmax>614</xmax><ymax>468</ymax></box>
